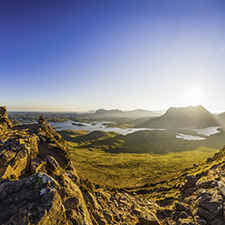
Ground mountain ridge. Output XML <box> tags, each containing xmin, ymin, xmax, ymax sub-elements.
<box><xmin>82</xmin><ymin>108</ymin><xmax>164</xmax><ymax>118</ymax></box>
<box><xmin>139</xmin><ymin>105</ymin><xmax>221</xmax><ymax>129</ymax></box>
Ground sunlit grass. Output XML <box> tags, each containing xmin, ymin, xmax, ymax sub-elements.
<box><xmin>68</xmin><ymin>140</ymin><xmax>218</xmax><ymax>189</ymax></box>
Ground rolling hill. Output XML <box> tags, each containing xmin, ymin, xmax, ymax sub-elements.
<box><xmin>85</xmin><ymin>108</ymin><xmax>164</xmax><ymax>118</ymax></box>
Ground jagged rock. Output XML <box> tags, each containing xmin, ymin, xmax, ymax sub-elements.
<box><xmin>65</xmin><ymin>169</ymin><xmax>79</xmax><ymax>184</ymax></box>
<box><xmin>206</xmin><ymin>157</ymin><xmax>212</xmax><ymax>163</ymax></box>
<box><xmin>46</xmin><ymin>155</ymin><xmax>60</xmax><ymax>169</ymax></box>
<box><xmin>177</xmin><ymin>211</ymin><xmax>188</xmax><ymax>219</ymax></box>
<box><xmin>193</xmin><ymin>215</ymin><xmax>207</xmax><ymax>225</ymax></box>
<box><xmin>186</xmin><ymin>175</ymin><xmax>197</xmax><ymax>185</ymax></box>
<box><xmin>0</xmin><ymin>109</ymin><xmax>94</xmax><ymax>224</ymax></box>
<box><xmin>173</xmin><ymin>173</ymin><xmax>225</xmax><ymax>224</ymax></box>
<box><xmin>87</xmin><ymin>192</ymin><xmax>102</xmax><ymax>210</ymax></box>
<box><xmin>177</xmin><ymin>217</ymin><xmax>195</xmax><ymax>225</ymax></box>
<box><xmin>0</xmin><ymin>106</ymin><xmax>13</xmax><ymax>130</ymax></box>
<box><xmin>31</xmin><ymin>157</ymin><xmax>47</xmax><ymax>173</ymax></box>
<box><xmin>0</xmin><ymin>151</ymin><xmax>16</xmax><ymax>165</ymax></box>
<box><xmin>196</xmin><ymin>180</ymin><xmax>218</xmax><ymax>189</ymax></box>
<box><xmin>84</xmin><ymin>187</ymin><xmax>161</xmax><ymax>225</ymax></box>
<box><xmin>179</xmin><ymin>175</ymin><xmax>198</xmax><ymax>201</ymax></box>
<box><xmin>2</xmin><ymin>149</ymin><xmax>28</xmax><ymax>178</ymax></box>
<box><xmin>137</xmin><ymin>211</ymin><xmax>160</xmax><ymax>225</ymax></box>
<box><xmin>0</xmin><ymin>173</ymin><xmax>68</xmax><ymax>225</ymax></box>
<box><xmin>175</xmin><ymin>202</ymin><xmax>191</xmax><ymax>214</ymax></box>
<box><xmin>160</xmin><ymin>217</ymin><xmax>176</xmax><ymax>225</ymax></box>
<box><xmin>59</xmin><ymin>174</ymin><xmax>93</xmax><ymax>225</ymax></box>
<box><xmin>156</xmin><ymin>208</ymin><xmax>174</xmax><ymax>220</ymax></box>
<box><xmin>193</xmin><ymin>189</ymin><xmax>223</xmax><ymax>221</ymax></box>
<box><xmin>218</xmin><ymin>181</ymin><xmax>225</xmax><ymax>196</ymax></box>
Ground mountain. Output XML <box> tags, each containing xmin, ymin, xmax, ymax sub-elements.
<box><xmin>94</xmin><ymin>108</ymin><xmax>125</xmax><ymax>117</ymax></box>
<box><xmin>217</xmin><ymin>111</ymin><xmax>225</xmax><ymax>127</ymax></box>
<box><xmin>125</xmin><ymin>109</ymin><xmax>165</xmax><ymax>118</ymax></box>
<box><xmin>86</xmin><ymin>108</ymin><xmax>163</xmax><ymax>118</ymax></box>
<box><xmin>139</xmin><ymin>105</ymin><xmax>221</xmax><ymax>129</ymax></box>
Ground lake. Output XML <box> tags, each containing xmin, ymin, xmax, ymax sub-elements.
<box><xmin>49</xmin><ymin>120</ymin><xmax>165</xmax><ymax>135</ymax></box>
<box><xmin>48</xmin><ymin>121</ymin><xmax>221</xmax><ymax>140</ymax></box>
<box><xmin>175</xmin><ymin>133</ymin><xmax>206</xmax><ymax>141</ymax></box>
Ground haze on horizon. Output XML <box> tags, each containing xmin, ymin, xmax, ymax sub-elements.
<box><xmin>1</xmin><ymin>0</ymin><xmax>225</xmax><ymax>113</ymax></box>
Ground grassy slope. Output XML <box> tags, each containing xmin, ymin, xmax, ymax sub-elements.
<box><xmin>59</xmin><ymin>129</ymin><xmax>222</xmax><ymax>190</ymax></box>
<box><xmin>61</xmin><ymin>129</ymin><xmax>225</xmax><ymax>154</ymax></box>
<box><xmin>68</xmin><ymin>143</ymin><xmax>218</xmax><ymax>189</ymax></box>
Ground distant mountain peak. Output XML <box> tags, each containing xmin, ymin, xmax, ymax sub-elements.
<box><xmin>141</xmin><ymin>105</ymin><xmax>220</xmax><ymax>129</ymax></box>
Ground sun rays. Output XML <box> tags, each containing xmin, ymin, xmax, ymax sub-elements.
<box><xmin>185</xmin><ymin>86</ymin><xmax>204</xmax><ymax>107</ymax></box>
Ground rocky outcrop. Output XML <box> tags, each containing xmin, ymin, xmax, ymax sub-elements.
<box><xmin>158</xmin><ymin>173</ymin><xmax>225</xmax><ymax>225</ymax></box>
<box><xmin>0</xmin><ymin>173</ymin><xmax>67</xmax><ymax>225</ymax></box>
<box><xmin>83</xmin><ymin>188</ymin><xmax>161</xmax><ymax>225</ymax></box>
<box><xmin>0</xmin><ymin>106</ymin><xmax>13</xmax><ymax>133</ymax></box>
<box><xmin>0</xmin><ymin>171</ymin><xmax>93</xmax><ymax>225</ymax></box>
<box><xmin>0</xmin><ymin>108</ymin><xmax>92</xmax><ymax>224</ymax></box>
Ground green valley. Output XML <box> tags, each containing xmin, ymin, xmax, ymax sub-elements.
<box><xmin>58</xmin><ymin>129</ymin><xmax>223</xmax><ymax>190</ymax></box>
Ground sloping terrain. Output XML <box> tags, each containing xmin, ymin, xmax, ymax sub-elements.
<box><xmin>2</xmin><ymin>106</ymin><xmax>225</xmax><ymax>224</ymax></box>
<box><xmin>59</xmin><ymin>128</ymin><xmax>225</xmax><ymax>154</ymax></box>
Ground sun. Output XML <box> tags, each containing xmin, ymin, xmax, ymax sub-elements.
<box><xmin>185</xmin><ymin>87</ymin><xmax>204</xmax><ymax>106</ymax></box>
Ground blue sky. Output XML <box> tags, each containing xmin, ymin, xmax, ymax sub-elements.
<box><xmin>1</xmin><ymin>0</ymin><xmax>225</xmax><ymax>112</ymax></box>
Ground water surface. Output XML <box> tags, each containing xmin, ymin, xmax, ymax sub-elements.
<box><xmin>49</xmin><ymin>121</ymin><xmax>221</xmax><ymax>140</ymax></box>
<box><xmin>49</xmin><ymin>120</ymin><xmax>165</xmax><ymax>135</ymax></box>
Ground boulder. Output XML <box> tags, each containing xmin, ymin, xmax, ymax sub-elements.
<box><xmin>2</xmin><ymin>149</ymin><xmax>28</xmax><ymax>178</ymax></box>
<box><xmin>60</xmin><ymin>174</ymin><xmax>93</xmax><ymax>225</ymax></box>
<box><xmin>0</xmin><ymin>173</ymin><xmax>67</xmax><ymax>225</ymax></box>
<box><xmin>193</xmin><ymin>189</ymin><xmax>223</xmax><ymax>221</ymax></box>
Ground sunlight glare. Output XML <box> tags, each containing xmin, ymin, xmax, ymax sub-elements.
<box><xmin>185</xmin><ymin>87</ymin><xmax>204</xmax><ymax>106</ymax></box>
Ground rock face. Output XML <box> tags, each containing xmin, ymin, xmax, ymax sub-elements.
<box><xmin>85</xmin><ymin>190</ymin><xmax>161</xmax><ymax>225</ymax></box>
<box><xmin>0</xmin><ymin>108</ymin><xmax>93</xmax><ymax>224</ymax></box>
<box><xmin>1</xmin><ymin>106</ymin><xmax>225</xmax><ymax>224</ymax></box>
<box><xmin>0</xmin><ymin>106</ymin><xmax>13</xmax><ymax>133</ymax></box>
<box><xmin>0</xmin><ymin>107</ymin><xmax>163</xmax><ymax>224</ymax></box>
<box><xmin>0</xmin><ymin>173</ymin><xmax>67</xmax><ymax>225</ymax></box>
<box><xmin>158</xmin><ymin>174</ymin><xmax>225</xmax><ymax>225</ymax></box>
